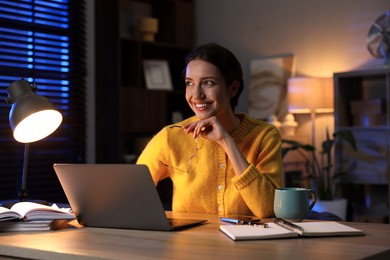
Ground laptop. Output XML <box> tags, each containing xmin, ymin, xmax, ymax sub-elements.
<box><xmin>53</xmin><ymin>163</ymin><xmax>206</xmax><ymax>231</ymax></box>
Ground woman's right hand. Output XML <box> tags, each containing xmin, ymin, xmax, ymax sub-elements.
<box><xmin>183</xmin><ymin>116</ymin><xmax>229</xmax><ymax>144</ymax></box>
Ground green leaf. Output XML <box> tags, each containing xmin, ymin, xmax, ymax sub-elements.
<box><xmin>321</xmin><ymin>139</ymin><xmax>334</xmax><ymax>153</ymax></box>
<box><xmin>281</xmin><ymin>129</ymin><xmax>357</xmax><ymax>200</ymax></box>
<box><xmin>334</xmin><ymin>130</ymin><xmax>357</xmax><ymax>151</ymax></box>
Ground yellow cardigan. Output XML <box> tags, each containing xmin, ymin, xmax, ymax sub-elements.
<box><xmin>137</xmin><ymin>114</ymin><xmax>282</xmax><ymax>218</ymax></box>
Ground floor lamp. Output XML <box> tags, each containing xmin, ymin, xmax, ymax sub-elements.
<box><xmin>287</xmin><ymin>77</ymin><xmax>334</xmax><ymax>146</ymax></box>
<box><xmin>4</xmin><ymin>79</ymin><xmax>63</xmax><ymax>206</ymax></box>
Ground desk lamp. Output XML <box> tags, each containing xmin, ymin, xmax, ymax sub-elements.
<box><xmin>4</xmin><ymin>79</ymin><xmax>63</xmax><ymax>202</ymax></box>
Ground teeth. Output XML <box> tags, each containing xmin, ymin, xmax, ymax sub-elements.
<box><xmin>195</xmin><ymin>103</ymin><xmax>208</xmax><ymax>108</ymax></box>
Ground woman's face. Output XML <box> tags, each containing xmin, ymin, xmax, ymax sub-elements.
<box><xmin>185</xmin><ymin>59</ymin><xmax>233</xmax><ymax>120</ymax></box>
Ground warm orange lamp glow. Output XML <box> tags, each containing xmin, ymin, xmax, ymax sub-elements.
<box><xmin>287</xmin><ymin>77</ymin><xmax>334</xmax><ymax>145</ymax></box>
<box><xmin>288</xmin><ymin>77</ymin><xmax>334</xmax><ymax>114</ymax></box>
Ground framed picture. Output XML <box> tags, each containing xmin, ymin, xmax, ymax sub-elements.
<box><xmin>248</xmin><ymin>53</ymin><xmax>296</xmax><ymax>121</ymax></box>
<box><xmin>143</xmin><ymin>60</ymin><xmax>173</xmax><ymax>90</ymax></box>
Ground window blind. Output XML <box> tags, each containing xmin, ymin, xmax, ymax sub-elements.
<box><xmin>0</xmin><ymin>0</ymin><xmax>86</xmax><ymax>203</ymax></box>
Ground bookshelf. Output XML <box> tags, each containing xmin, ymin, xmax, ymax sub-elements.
<box><xmin>95</xmin><ymin>0</ymin><xmax>194</xmax><ymax>163</ymax></box>
<box><xmin>334</xmin><ymin>68</ymin><xmax>390</xmax><ymax>222</ymax></box>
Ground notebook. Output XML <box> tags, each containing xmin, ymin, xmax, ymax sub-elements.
<box><xmin>220</xmin><ymin>218</ymin><xmax>364</xmax><ymax>241</ymax></box>
<box><xmin>53</xmin><ymin>163</ymin><xmax>206</xmax><ymax>231</ymax></box>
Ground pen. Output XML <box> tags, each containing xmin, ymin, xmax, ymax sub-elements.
<box><xmin>220</xmin><ymin>216</ymin><xmax>260</xmax><ymax>225</ymax></box>
<box><xmin>249</xmin><ymin>223</ymin><xmax>268</xmax><ymax>228</ymax></box>
<box><xmin>219</xmin><ymin>216</ymin><xmax>268</xmax><ymax>227</ymax></box>
<box><xmin>274</xmin><ymin>218</ymin><xmax>303</xmax><ymax>235</ymax></box>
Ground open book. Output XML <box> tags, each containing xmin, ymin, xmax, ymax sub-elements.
<box><xmin>0</xmin><ymin>202</ymin><xmax>75</xmax><ymax>222</ymax></box>
<box><xmin>220</xmin><ymin>218</ymin><xmax>364</xmax><ymax>241</ymax></box>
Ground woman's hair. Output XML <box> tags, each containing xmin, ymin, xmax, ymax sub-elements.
<box><xmin>184</xmin><ymin>43</ymin><xmax>244</xmax><ymax>110</ymax></box>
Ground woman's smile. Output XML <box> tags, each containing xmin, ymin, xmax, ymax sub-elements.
<box><xmin>194</xmin><ymin>102</ymin><xmax>211</xmax><ymax>110</ymax></box>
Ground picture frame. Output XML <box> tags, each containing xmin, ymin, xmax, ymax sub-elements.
<box><xmin>248</xmin><ymin>53</ymin><xmax>296</xmax><ymax>121</ymax></box>
<box><xmin>143</xmin><ymin>60</ymin><xmax>173</xmax><ymax>90</ymax></box>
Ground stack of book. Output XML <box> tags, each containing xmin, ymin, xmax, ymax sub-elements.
<box><xmin>0</xmin><ymin>201</ymin><xmax>76</xmax><ymax>232</ymax></box>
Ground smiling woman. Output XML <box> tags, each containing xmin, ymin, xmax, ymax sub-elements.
<box><xmin>137</xmin><ymin>43</ymin><xmax>283</xmax><ymax>218</ymax></box>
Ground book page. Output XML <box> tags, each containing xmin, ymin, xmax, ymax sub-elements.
<box><xmin>220</xmin><ymin>223</ymin><xmax>298</xmax><ymax>241</ymax></box>
<box><xmin>11</xmin><ymin>202</ymin><xmax>56</xmax><ymax>217</ymax></box>
<box><xmin>10</xmin><ymin>202</ymin><xmax>75</xmax><ymax>221</ymax></box>
<box><xmin>0</xmin><ymin>207</ymin><xmax>22</xmax><ymax>221</ymax></box>
<box><xmin>295</xmin><ymin>222</ymin><xmax>364</xmax><ymax>237</ymax></box>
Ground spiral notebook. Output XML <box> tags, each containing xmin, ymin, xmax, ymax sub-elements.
<box><xmin>220</xmin><ymin>218</ymin><xmax>364</xmax><ymax>241</ymax></box>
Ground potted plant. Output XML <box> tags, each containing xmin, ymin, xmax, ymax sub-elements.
<box><xmin>282</xmin><ymin>129</ymin><xmax>357</xmax><ymax>219</ymax></box>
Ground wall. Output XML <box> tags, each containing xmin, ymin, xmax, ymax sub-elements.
<box><xmin>194</xmin><ymin>0</ymin><xmax>389</xmax><ymax>113</ymax></box>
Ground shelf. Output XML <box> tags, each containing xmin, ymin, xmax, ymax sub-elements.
<box><xmin>95</xmin><ymin>0</ymin><xmax>194</xmax><ymax>164</ymax></box>
<box><xmin>337</xmin><ymin>126</ymin><xmax>389</xmax><ymax>131</ymax></box>
<box><xmin>119</xmin><ymin>87</ymin><xmax>192</xmax><ymax>133</ymax></box>
<box><xmin>120</xmin><ymin>38</ymin><xmax>191</xmax><ymax>90</ymax></box>
<box><xmin>120</xmin><ymin>37</ymin><xmax>192</xmax><ymax>50</ymax></box>
<box><xmin>119</xmin><ymin>0</ymin><xmax>193</xmax><ymax>48</ymax></box>
<box><xmin>334</xmin><ymin>68</ymin><xmax>390</xmax><ymax>222</ymax></box>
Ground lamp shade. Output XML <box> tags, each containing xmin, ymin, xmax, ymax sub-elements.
<box><xmin>7</xmin><ymin>79</ymin><xmax>63</xmax><ymax>143</ymax></box>
<box><xmin>288</xmin><ymin>77</ymin><xmax>334</xmax><ymax>113</ymax></box>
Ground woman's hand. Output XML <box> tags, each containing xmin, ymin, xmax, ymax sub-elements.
<box><xmin>183</xmin><ymin>116</ymin><xmax>228</xmax><ymax>143</ymax></box>
<box><xmin>184</xmin><ymin>116</ymin><xmax>249</xmax><ymax>176</ymax></box>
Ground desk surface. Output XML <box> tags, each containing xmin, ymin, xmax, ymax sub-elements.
<box><xmin>0</xmin><ymin>212</ymin><xmax>389</xmax><ymax>260</ymax></box>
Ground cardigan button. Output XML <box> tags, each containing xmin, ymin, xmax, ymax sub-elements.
<box><xmin>219</xmin><ymin>163</ymin><xmax>225</xmax><ymax>169</ymax></box>
<box><xmin>217</xmin><ymin>184</ymin><xmax>223</xmax><ymax>190</ymax></box>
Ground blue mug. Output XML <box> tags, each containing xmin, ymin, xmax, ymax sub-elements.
<box><xmin>274</xmin><ymin>188</ymin><xmax>316</xmax><ymax>222</ymax></box>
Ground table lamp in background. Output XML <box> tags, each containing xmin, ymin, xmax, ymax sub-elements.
<box><xmin>3</xmin><ymin>79</ymin><xmax>63</xmax><ymax>205</ymax></box>
<box><xmin>287</xmin><ymin>77</ymin><xmax>334</xmax><ymax>145</ymax></box>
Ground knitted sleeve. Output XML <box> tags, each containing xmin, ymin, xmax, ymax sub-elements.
<box><xmin>136</xmin><ymin>128</ymin><xmax>171</xmax><ymax>185</ymax></box>
<box><xmin>232</xmin><ymin>126</ymin><xmax>282</xmax><ymax>218</ymax></box>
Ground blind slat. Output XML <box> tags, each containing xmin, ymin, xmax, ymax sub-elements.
<box><xmin>0</xmin><ymin>0</ymin><xmax>86</xmax><ymax>203</ymax></box>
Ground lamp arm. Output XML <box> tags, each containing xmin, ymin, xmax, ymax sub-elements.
<box><xmin>19</xmin><ymin>143</ymin><xmax>29</xmax><ymax>201</ymax></box>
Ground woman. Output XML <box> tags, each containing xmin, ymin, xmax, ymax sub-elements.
<box><xmin>137</xmin><ymin>43</ymin><xmax>282</xmax><ymax>218</ymax></box>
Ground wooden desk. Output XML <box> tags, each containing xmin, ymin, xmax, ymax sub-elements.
<box><xmin>0</xmin><ymin>212</ymin><xmax>389</xmax><ymax>259</ymax></box>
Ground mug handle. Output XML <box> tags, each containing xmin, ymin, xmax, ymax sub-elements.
<box><xmin>308</xmin><ymin>189</ymin><xmax>317</xmax><ymax>210</ymax></box>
